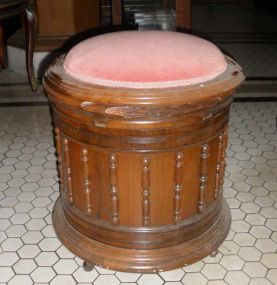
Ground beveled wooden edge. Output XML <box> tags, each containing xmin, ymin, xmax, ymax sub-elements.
<box><xmin>52</xmin><ymin>198</ymin><xmax>231</xmax><ymax>273</ymax></box>
<box><xmin>43</xmin><ymin>55</ymin><xmax>245</xmax><ymax>106</ymax></box>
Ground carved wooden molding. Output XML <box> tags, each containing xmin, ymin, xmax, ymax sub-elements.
<box><xmin>55</xmin><ymin>106</ymin><xmax>230</xmax><ymax>152</ymax></box>
<box><xmin>63</xmin><ymin>137</ymin><xmax>73</xmax><ymax>204</ymax></box>
<box><xmin>142</xmin><ymin>157</ymin><xmax>151</xmax><ymax>226</ymax></box>
<box><xmin>174</xmin><ymin>152</ymin><xmax>184</xmax><ymax>222</ymax></box>
<box><xmin>54</xmin><ymin>127</ymin><xmax>64</xmax><ymax>192</ymax></box>
<box><xmin>109</xmin><ymin>153</ymin><xmax>119</xmax><ymax>225</ymax></box>
<box><xmin>81</xmin><ymin>147</ymin><xmax>92</xmax><ymax>216</ymax></box>
<box><xmin>199</xmin><ymin>144</ymin><xmax>209</xmax><ymax>213</ymax></box>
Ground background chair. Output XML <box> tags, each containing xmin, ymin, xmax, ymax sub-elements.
<box><xmin>0</xmin><ymin>0</ymin><xmax>37</xmax><ymax>90</ymax></box>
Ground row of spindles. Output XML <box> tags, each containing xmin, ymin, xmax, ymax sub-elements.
<box><xmin>54</xmin><ymin>127</ymin><xmax>228</xmax><ymax>226</ymax></box>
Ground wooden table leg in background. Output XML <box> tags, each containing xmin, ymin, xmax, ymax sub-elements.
<box><xmin>162</xmin><ymin>0</ymin><xmax>170</xmax><ymax>10</ymax></box>
<box><xmin>24</xmin><ymin>0</ymin><xmax>37</xmax><ymax>91</ymax></box>
<box><xmin>111</xmin><ymin>0</ymin><xmax>191</xmax><ymax>30</ymax></box>
<box><xmin>176</xmin><ymin>0</ymin><xmax>191</xmax><ymax>31</ymax></box>
<box><xmin>0</xmin><ymin>22</ymin><xmax>6</xmax><ymax>68</ymax></box>
<box><xmin>112</xmin><ymin>0</ymin><xmax>122</xmax><ymax>25</ymax></box>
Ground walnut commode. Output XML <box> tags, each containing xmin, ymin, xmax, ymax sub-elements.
<box><xmin>43</xmin><ymin>31</ymin><xmax>244</xmax><ymax>273</ymax></box>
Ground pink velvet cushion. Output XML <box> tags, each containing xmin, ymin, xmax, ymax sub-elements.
<box><xmin>64</xmin><ymin>31</ymin><xmax>227</xmax><ymax>89</ymax></box>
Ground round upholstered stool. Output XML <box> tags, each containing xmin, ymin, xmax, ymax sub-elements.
<box><xmin>43</xmin><ymin>31</ymin><xmax>244</xmax><ymax>273</ymax></box>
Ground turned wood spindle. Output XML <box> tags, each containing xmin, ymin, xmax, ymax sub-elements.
<box><xmin>199</xmin><ymin>144</ymin><xmax>209</xmax><ymax>213</ymax></box>
<box><xmin>64</xmin><ymin>138</ymin><xmax>73</xmax><ymax>204</ymax></box>
<box><xmin>173</xmin><ymin>152</ymin><xmax>184</xmax><ymax>222</ymax></box>
<box><xmin>54</xmin><ymin>127</ymin><xmax>64</xmax><ymax>192</ymax></box>
<box><xmin>81</xmin><ymin>147</ymin><xmax>92</xmax><ymax>216</ymax></box>
<box><xmin>214</xmin><ymin>133</ymin><xmax>224</xmax><ymax>199</ymax></box>
<box><xmin>142</xmin><ymin>157</ymin><xmax>151</xmax><ymax>226</ymax></box>
<box><xmin>220</xmin><ymin>128</ymin><xmax>228</xmax><ymax>191</ymax></box>
<box><xmin>109</xmin><ymin>153</ymin><xmax>119</xmax><ymax>224</ymax></box>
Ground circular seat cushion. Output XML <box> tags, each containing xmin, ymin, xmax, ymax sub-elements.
<box><xmin>64</xmin><ymin>31</ymin><xmax>227</xmax><ymax>89</ymax></box>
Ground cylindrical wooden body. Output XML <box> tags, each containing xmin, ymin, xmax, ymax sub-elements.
<box><xmin>44</xmin><ymin>56</ymin><xmax>244</xmax><ymax>272</ymax></box>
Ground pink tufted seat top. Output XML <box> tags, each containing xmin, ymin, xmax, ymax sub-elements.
<box><xmin>64</xmin><ymin>31</ymin><xmax>227</xmax><ymax>89</ymax></box>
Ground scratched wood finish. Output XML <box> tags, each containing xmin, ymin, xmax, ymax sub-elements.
<box><xmin>44</xmin><ymin>55</ymin><xmax>244</xmax><ymax>272</ymax></box>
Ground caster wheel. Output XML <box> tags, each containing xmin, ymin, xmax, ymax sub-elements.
<box><xmin>83</xmin><ymin>261</ymin><xmax>95</xmax><ymax>272</ymax></box>
<box><xmin>210</xmin><ymin>250</ymin><xmax>219</xmax><ymax>257</ymax></box>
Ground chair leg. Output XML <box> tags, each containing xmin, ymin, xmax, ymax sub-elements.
<box><xmin>0</xmin><ymin>22</ymin><xmax>7</xmax><ymax>69</ymax></box>
<box><xmin>112</xmin><ymin>0</ymin><xmax>122</xmax><ymax>25</ymax></box>
<box><xmin>23</xmin><ymin>0</ymin><xmax>38</xmax><ymax>91</ymax></box>
<box><xmin>162</xmin><ymin>0</ymin><xmax>170</xmax><ymax>10</ymax></box>
<box><xmin>83</xmin><ymin>261</ymin><xmax>95</xmax><ymax>272</ymax></box>
<box><xmin>176</xmin><ymin>0</ymin><xmax>192</xmax><ymax>32</ymax></box>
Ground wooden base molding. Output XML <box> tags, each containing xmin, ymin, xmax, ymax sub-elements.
<box><xmin>53</xmin><ymin>198</ymin><xmax>231</xmax><ymax>273</ymax></box>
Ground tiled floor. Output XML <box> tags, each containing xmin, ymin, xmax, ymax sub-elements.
<box><xmin>0</xmin><ymin>101</ymin><xmax>276</xmax><ymax>285</ymax></box>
